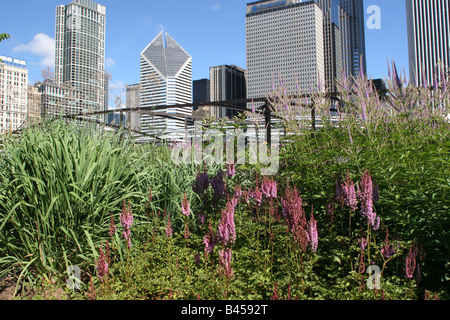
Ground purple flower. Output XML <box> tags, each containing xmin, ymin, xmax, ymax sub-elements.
<box><xmin>219</xmin><ymin>248</ymin><xmax>234</xmax><ymax>279</ymax></box>
<box><xmin>226</xmin><ymin>164</ymin><xmax>236</xmax><ymax>178</ymax></box>
<box><xmin>341</xmin><ymin>172</ymin><xmax>358</xmax><ymax>212</ymax></box>
<box><xmin>218</xmin><ymin>199</ymin><xmax>236</xmax><ymax>246</ymax></box>
<box><xmin>358</xmin><ymin>237</ymin><xmax>368</xmax><ymax>251</ymax></box>
<box><xmin>405</xmin><ymin>243</ymin><xmax>418</xmax><ymax>279</ymax></box>
<box><xmin>380</xmin><ymin>229</ymin><xmax>397</xmax><ymax>260</ymax></box>
<box><xmin>250</xmin><ymin>187</ymin><xmax>263</xmax><ymax>206</ymax></box>
<box><xmin>165</xmin><ymin>216</ymin><xmax>173</xmax><ymax>238</ymax></box>
<box><xmin>211</xmin><ymin>170</ymin><xmax>227</xmax><ymax>201</ymax></box>
<box><xmin>198</xmin><ymin>212</ymin><xmax>206</xmax><ymax>225</ymax></box>
<box><xmin>193</xmin><ymin>171</ymin><xmax>209</xmax><ymax>195</ymax></box>
<box><xmin>181</xmin><ymin>192</ymin><xmax>190</xmax><ymax>217</ymax></box>
<box><xmin>281</xmin><ymin>183</ymin><xmax>308</xmax><ymax>251</ymax></box>
<box><xmin>358</xmin><ymin>170</ymin><xmax>379</xmax><ymax>229</ymax></box>
<box><xmin>120</xmin><ymin>200</ymin><xmax>133</xmax><ymax>248</ymax></box>
<box><xmin>96</xmin><ymin>245</ymin><xmax>109</xmax><ymax>282</ymax></box>
<box><xmin>234</xmin><ymin>184</ymin><xmax>243</xmax><ymax>199</ymax></box>
<box><xmin>203</xmin><ymin>221</ymin><xmax>218</xmax><ymax>254</ymax></box>
<box><xmin>306</xmin><ymin>213</ymin><xmax>318</xmax><ymax>253</ymax></box>
<box><xmin>109</xmin><ymin>214</ymin><xmax>116</xmax><ymax>238</ymax></box>
<box><xmin>261</xmin><ymin>176</ymin><xmax>277</xmax><ymax>198</ymax></box>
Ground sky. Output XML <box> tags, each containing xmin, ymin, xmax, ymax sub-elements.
<box><xmin>0</xmin><ymin>0</ymin><xmax>409</xmax><ymax>106</ymax></box>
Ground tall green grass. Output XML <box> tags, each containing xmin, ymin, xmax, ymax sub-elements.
<box><xmin>0</xmin><ymin>121</ymin><xmax>153</xmax><ymax>288</ymax></box>
<box><xmin>0</xmin><ymin>120</ymin><xmax>221</xmax><ymax>292</ymax></box>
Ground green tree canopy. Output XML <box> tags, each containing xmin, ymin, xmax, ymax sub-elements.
<box><xmin>0</xmin><ymin>33</ymin><xmax>11</xmax><ymax>43</ymax></box>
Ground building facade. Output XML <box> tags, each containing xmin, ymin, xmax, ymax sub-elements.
<box><xmin>246</xmin><ymin>0</ymin><xmax>325</xmax><ymax>99</ymax></box>
<box><xmin>125</xmin><ymin>83</ymin><xmax>140</xmax><ymax>131</ymax></box>
<box><xmin>35</xmin><ymin>81</ymin><xmax>83</xmax><ymax>120</ymax></box>
<box><xmin>406</xmin><ymin>0</ymin><xmax>450</xmax><ymax>85</ymax></box>
<box><xmin>210</xmin><ymin>65</ymin><xmax>247</xmax><ymax>118</ymax></box>
<box><xmin>192</xmin><ymin>78</ymin><xmax>211</xmax><ymax>120</ymax></box>
<box><xmin>140</xmin><ymin>31</ymin><xmax>192</xmax><ymax>136</ymax></box>
<box><xmin>0</xmin><ymin>55</ymin><xmax>28</xmax><ymax>134</ymax></box>
<box><xmin>339</xmin><ymin>0</ymin><xmax>366</xmax><ymax>79</ymax></box>
<box><xmin>318</xmin><ymin>0</ymin><xmax>343</xmax><ymax>92</ymax></box>
<box><xmin>27</xmin><ymin>85</ymin><xmax>42</xmax><ymax>126</ymax></box>
<box><xmin>55</xmin><ymin>0</ymin><xmax>107</xmax><ymax>118</ymax></box>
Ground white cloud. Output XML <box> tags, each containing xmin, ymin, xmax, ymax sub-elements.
<box><xmin>13</xmin><ymin>33</ymin><xmax>55</xmax><ymax>67</ymax></box>
<box><xmin>106</xmin><ymin>57</ymin><xmax>116</xmax><ymax>68</ymax></box>
<box><xmin>211</xmin><ymin>3</ymin><xmax>221</xmax><ymax>11</ymax></box>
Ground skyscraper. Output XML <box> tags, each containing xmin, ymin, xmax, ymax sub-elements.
<box><xmin>339</xmin><ymin>0</ymin><xmax>366</xmax><ymax>79</ymax></box>
<box><xmin>126</xmin><ymin>83</ymin><xmax>140</xmax><ymax>131</ymax></box>
<box><xmin>210</xmin><ymin>65</ymin><xmax>247</xmax><ymax>118</ymax></box>
<box><xmin>140</xmin><ymin>32</ymin><xmax>192</xmax><ymax>136</ymax></box>
<box><xmin>246</xmin><ymin>0</ymin><xmax>325</xmax><ymax>100</ymax></box>
<box><xmin>55</xmin><ymin>0</ymin><xmax>106</xmax><ymax>117</ymax></box>
<box><xmin>318</xmin><ymin>0</ymin><xmax>343</xmax><ymax>92</ymax></box>
<box><xmin>406</xmin><ymin>0</ymin><xmax>450</xmax><ymax>85</ymax></box>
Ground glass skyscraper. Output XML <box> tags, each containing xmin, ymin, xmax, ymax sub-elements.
<box><xmin>55</xmin><ymin>0</ymin><xmax>106</xmax><ymax>117</ymax></box>
<box><xmin>140</xmin><ymin>32</ymin><xmax>192</xmax><ymax>137</ymax></box>
<box><xmin>318</xmin><ymin>0</ymin><xmax>343</xmax><ymax>92</ymax></box>
<box><xmin>406</xmin><ymin>0</ymin><xmax>450</xmax><ymax>86</ymax></box>
<box><xmin>339</xmin><ymin>0</ymin><xmax>366</xmax><ymax>79</ymax></box>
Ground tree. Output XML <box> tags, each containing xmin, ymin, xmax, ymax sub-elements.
<box><xmin>41</xmin><ymin>67</ymin><xmax>55</xmax><ymax>82</ymax></box>
<box><xmin>0</xmin><ymin>33</ymin><xmax>10</xmax><ymax>43</ymax></box>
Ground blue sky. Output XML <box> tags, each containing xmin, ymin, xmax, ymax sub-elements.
<box><xmin>0</xmin><ymin>0</ymin><xmax>409</xmax><ymax>105</ymax></box>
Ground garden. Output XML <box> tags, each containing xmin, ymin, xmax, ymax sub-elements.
<box><xmin>0</xmin><ymin>63</ymin><xmax>448</xmax><ymax>300</ymax></box>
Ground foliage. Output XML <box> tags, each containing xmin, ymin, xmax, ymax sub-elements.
<box><xmin>0</xmin><ymin>61</ymin><xmax>448</xmax><ymax>300</ymax></box>
<box><xmin>0</xmin><ymin>33</ymin><xmax>10</xmax><ymax>43</ymax></box>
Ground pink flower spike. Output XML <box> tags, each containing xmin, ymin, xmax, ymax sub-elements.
<box><xmin>120</xmin><ymin>199</ymin><xmax>134</xmax><ymax>248</ymax></box>
<box><xmin>96</xmin><ymin>245</ymin><xmax>109</xmax><ymax>282</ymax></box>
<box><xmin>181</xmin><ymin>192</ymin><xmax>191</xmax><ymax>217</ymax></box>
<box><xmin>226</xmin><ymin>164</ymin><xmax>236</xmax><ymax>178</ymax></box>
<box><xmin>307</xmin><ymin>212</ymin><xmax>318</xmax><ymax>253</ymax></box>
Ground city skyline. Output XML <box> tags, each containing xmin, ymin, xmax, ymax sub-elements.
<box><xmin>1</xmin><ymin>0</ymin><xmax>409</xmax><ymax>107</ymax></box>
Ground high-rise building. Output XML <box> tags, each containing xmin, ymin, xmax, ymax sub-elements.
<box><xmin>27</xmin><ymin>85</ymin><xmax>42</xmax><ymax>126</ymax></box>
<box><xmin>406</xmin><ymin>0</ymin><xmax>450</xmax><ymax>85</ymax></box>
<box><xmin>35</xmin><ymin>81</ymin><xmax>83</xmax><ymax>120</ymax></box>
<box><xmin>318</xmin><ymin>0</ymin><xmax>343</xmax><ymax>92</ymax></box>
<box><xmin>0</xmin><ymin>55</ymin><xmax>28</xmax><ymax>134</ymax></box>
<box><xmin>192</xmin><ymin>79</ymin><xmax>211</xmax><ymax>119</ymax></box>
<box><xmin>210</xmin><ymin>65</ymin><xmax>247</xmax><ymax>118</ymax></box>
<box><xmin>193</xmin><ymin>79</ymin><xmax>210</xmax><ymax>105</ymax></box>
<box><xmin>140</xmin><ymin>31</ymin><xmax>192</xmax><ymax>136</ymax></box>
<box><xmin>246</xmin><ymin>0</ymin><xmax>325</xmax><ymax>100</ymax></box>
<box><xmin>55</xmin><ymin>0</ymin><xmax>106</xmax><ymax>118</ymax></box>
<box><xmin>339</xmin><ymin>0</ymin><xmax>366</xmax><ymax>79</ymax></box>
<box><xmin>125</xmin><ymin>83</ymin><xmax>140</xmax><ymax>131</ymax></box>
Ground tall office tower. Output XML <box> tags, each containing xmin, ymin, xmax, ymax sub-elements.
<box><xmin>55</xmin><ymin>0</ymin><xmax>106</xmax><ymax>118</ymax></box>
<box><xmin>125</xmin><ymin>83</ymin><xmax>140</xmax><ymax>131</ymax></box>
<box><xmin>339</xmin><ymin>0</ymin><xmax>366</xmax><ymax>79</ymax></box>
<box><xmin>192</xmin><ymin>79</ymin><xmax>211</xmax><ymax>119</ymax></box>
<box><xmin>246</xmin><ymin>0</ymin><xmax>325</xmax><ymax>100</ymax></box>
<box><xmin>0</xmin><ymin>55</ymin><xmax>28</xmax><ymax>134</ymax></box>
<box><xmin>406</xmin><ymin>0</ymin><xmax>450</xmax><ymax>85</ymax></box>
<box><xmin>193</xmin><ymin>79</ymin><xmax>210</xmax><ymax>105</ymax></box>
<box><xmin>318</xmin><ymin>0</ymin><xmax>343</xmax><ymax>92</ymax></box>
<box><xmin>210</xmin><ymin>65</ymin><xmax>247</xmax><ymax>118</ymax></box>
<box><xmin>140</xmin><ymin>31</ymin><xmax>192</xmax><ymax>136</ymax></box>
